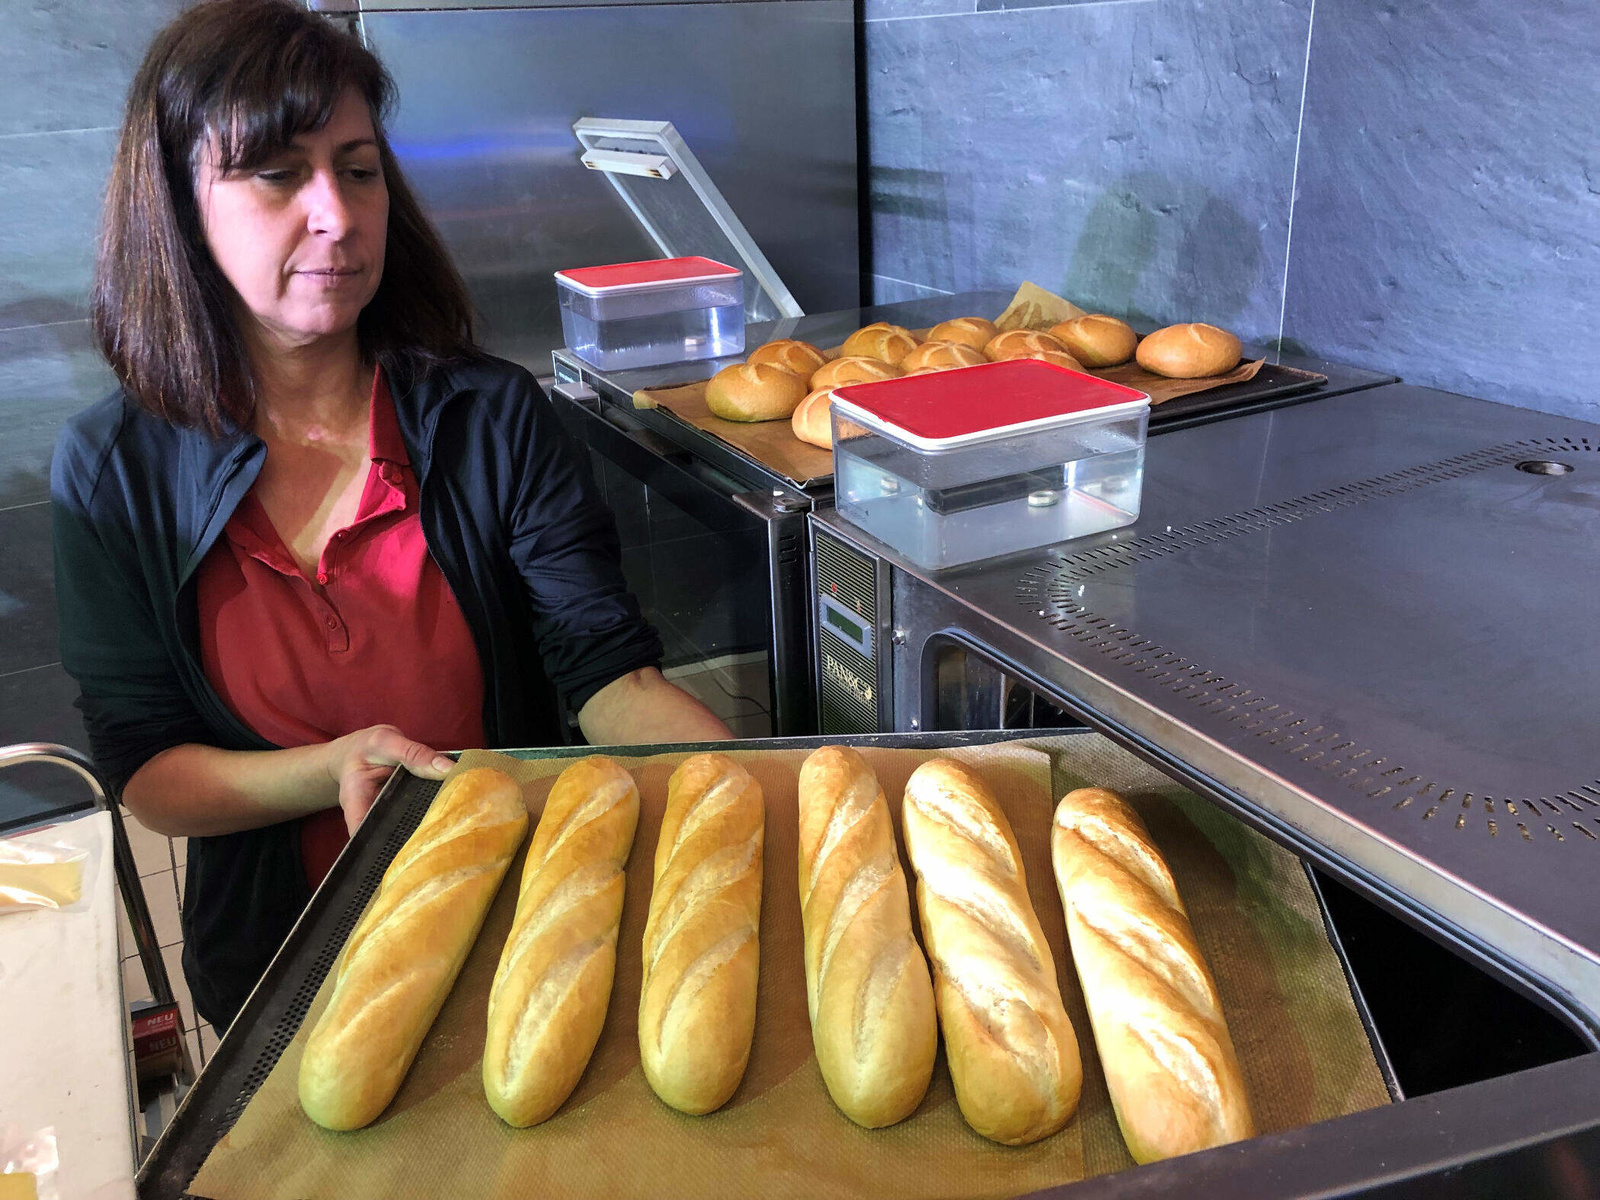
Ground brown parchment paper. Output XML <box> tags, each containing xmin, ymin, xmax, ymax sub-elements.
<box><xmin>190</xmin><ymin>737</ymin><xmax>1387</xmax><ymax>1199</ymax></box>
<box><xmin>632</xmin><ymin>285</ymin><xmax>1266</xmax><ymax>483</ymax></box>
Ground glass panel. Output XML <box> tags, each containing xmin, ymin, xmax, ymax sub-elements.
<box><xmin>574</xmin><ymin>119</ymin><xmax>801</xmax><ymax>323</ymax></box>
<box><xmin>596</xmin><ymin>458</ymin><xmax>774</xmax><ymax>739</ymax></box>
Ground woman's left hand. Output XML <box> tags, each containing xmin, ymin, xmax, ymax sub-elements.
<box><xmin>326</xmin><ymin>724</ymin><xmax>456</xmax><ymax>834</ymax></box>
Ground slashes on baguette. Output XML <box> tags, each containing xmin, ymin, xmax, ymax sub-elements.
<box><xmin>901</xmin><ymin>758</ymin><xmax>1082</xmax><ymax>1145</ymax></box>
<box><xmin>484</xmin><ymin>756</ymin><xmax>640</xmax><ymax>1126</ymax></box>
<box><xmin>638</xmin><ymin>753</ymin><xmax>765</xmax><ymax>1114</ymax></box>
<box><xmin>299</xmin><ymin>767</ymin><xmax>528</xmax><ymax>1130</ymax></box>
<box><xmin>1051</xmin><ymin>787</ymin><xmax>1252</xmax><ymax>1163</ymax></box>
<box><xmin>798</xmin><ymin>746</ymin><xmax>937</xmax><ymax>1127</ymax></box>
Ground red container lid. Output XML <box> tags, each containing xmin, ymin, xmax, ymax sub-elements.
<box><xmin>831</xmin><ymin>359</ymin><xmax>1149</xmax><ymax>450</ymax></box>
<box><xmin>554</xmin><ymin>256</ymin><xmax>741</xmax><ymax>295</ymax></box>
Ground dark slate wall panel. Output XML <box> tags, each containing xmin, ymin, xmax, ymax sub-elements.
<box><xmin>864</xmin><ymin>0</ymin><xmax>1314</xmax><ymax>343</ymax></box>
<box><xmin>1281</xmin><ymin>0</ymin><xmax>1600</xmax><ymax>423</ymax></box>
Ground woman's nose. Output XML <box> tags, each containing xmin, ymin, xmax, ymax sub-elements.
<box><xmin>304</xmin><ymin>168</ymin><xmax>353</xmax><ymax>238</ymax></box>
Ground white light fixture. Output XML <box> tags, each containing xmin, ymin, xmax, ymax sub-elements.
<box><xmin>580</xmin><ymin>148</ymin><xmax>677</xmax><ymax>180</ymax></box>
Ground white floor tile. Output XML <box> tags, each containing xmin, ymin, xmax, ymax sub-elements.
<box><xmin>160</xmin><ymin>943</ymin><xmax>195</xmax><ymax>1032</ymax></box>
<box><xmin>170</xmin><ymin>836</ymin><xmax>186</xmax><ymax>869</ymax></box>
<box><xmin>726</xmin><ymin>712</ymin><xmax>774</xmax><ymax>740</ymax></box>
<box><xmin>199</xmin><ymin>1023</ymin><xmax>218</xmax><ymax>1062</ymax></box>
<box><xmin>122</xmin><ymin>810</ymin><xmax>174</xmax><ymax>877</ymax></box>
<box><xmin>138</xmin><ymin>870</ymin><xmax>182</xmax><ymax>947</ymax></box>
<box><xmin>668</xmin><ymin>663</ymin><xmax>767</xmax><ymax>722</ymax></box>
<box><xmin>116</xmin><ymin>892</ymin><xmax>134</xmax><ymax>959</ymax></box>
<box><xmin>121</xmin><ymin>954</ymin><xmax>154</xmax><ymax>1006</ymax></box>
<box><xmin>184</xmin><ymin>1027</ymin><xmax>203</xmax><ymax>1073</ymax></box>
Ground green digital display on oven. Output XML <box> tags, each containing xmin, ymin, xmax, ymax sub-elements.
<box><xmin>826</xmin><ymin>606</ymin><xmax>864</xmax><ymax>641</ymax></box>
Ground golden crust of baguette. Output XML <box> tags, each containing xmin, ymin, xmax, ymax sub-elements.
<box><xmin>298</xmin><ymin>768</ymin><xmax>528</xmax><ymax>1131</ymax></box>
<box><xmin>798</xmin><ymin>747</ymin><xmax>937</xmax><ymax>1127</ymax></box>
<box><xmin>483</xmin><ymin>757</ymin><xmax>640</xmax><ymax>1127</ymax></box>
<box><xmin>1051</xmin><ymin>787</ymin><xmax>1253</xmax><ymax>1164</ymax></box>
<box><xmin>901</xmin><ymin>759</ymin><xmax>1082</xmax><ymax>1145</ymax></box>
<box><xmin>638</xmin><ymin>753</ymin><xmax>765</xmax><ymax>1114</ymax></box>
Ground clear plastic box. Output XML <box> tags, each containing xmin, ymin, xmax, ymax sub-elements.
<box><xmin>555</xmin><ymin>256</ymin><xmax>744</xmax><ymax>372</ymax></box>
<box><xmin>830</xmin><ymin>360</ymin><xmax>1150</xmax><ymax>569</ymax></box>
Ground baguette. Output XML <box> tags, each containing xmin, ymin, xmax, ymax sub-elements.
<box><xmin>639</xmin><ymin>753</ymin><xmax>765</xmax><ymax>1114</ymax></box>
<box><xmin>298</xmin><ymin>768</ymin><xmax>528</xmax><ymax>1130</ymax></box>
<box><xmin>798</xmin><ymin>747</ymin><xmax>937</xmax><ymax>1127</ymax></box>
<box><xmin>1050</xmin><ymin>787</ymin><xmax>1252</xmax><ymax>1164</ymax></box>
<box><xmin>483</xmin><ymin>757</ymin><xmax>640</xmax><ymax>1126</ymax></box>
<box><xmin>901</xmin><ymin>759</ymin><xmax>1082</xmax><ymax>1145</ymax></box>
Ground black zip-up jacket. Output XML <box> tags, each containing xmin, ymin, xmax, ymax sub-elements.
<box><xmin>51</xmin><ymin>354</ymin><xmax>662</xmax><ymax>1028</ymax></box>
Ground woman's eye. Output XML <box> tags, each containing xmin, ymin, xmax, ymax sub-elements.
<box><xmin>345</xmin><ymin>166</ymin><xmax>381</xmax><ymax>182</ymax></box>
<box><xmin>256</xmin><ymin>168</ymin><xmax>298</xmax><ymax>184</ymax></box>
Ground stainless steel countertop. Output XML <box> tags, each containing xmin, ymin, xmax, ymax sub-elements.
<box><xmin>823</xmin><ymin>382</ymin><xmax>1600</xmax><ymax>1023</ymax></box>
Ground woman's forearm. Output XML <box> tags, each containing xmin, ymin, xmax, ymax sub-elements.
<box><xmin>121</xmin><ymin>741</ymin><xmax>340</xmax><ymax>837</ymax></box>
<box><xmin>578</xmin><ymin>667</ymin><xmax>734</xmax><ymax>746</ymax></box>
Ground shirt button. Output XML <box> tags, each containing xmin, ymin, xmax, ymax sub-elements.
<box><xmin>326</xmin><ymin>615</ymin><xmax>338</xmax><ymax>629</ymax></box>
<box><xmin>317</xmin><ymin>572</ymin><xmax>329</xmax><ymax>585</ymax></box>
<box><xmin>382</xmin><ymin>465</ymin><xmax>400</xmax><ymax>483</ymax></box>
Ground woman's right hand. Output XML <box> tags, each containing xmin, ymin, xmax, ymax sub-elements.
<box><xmin>326</xmin><ymin>724</ymin><xmax>455</xmax><ymax>835</ymax></box>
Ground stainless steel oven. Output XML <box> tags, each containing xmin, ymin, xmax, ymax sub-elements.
<box><xmin>802</xmin><ymin>381</ymin><xmax>1600</xmax><ymax>1190</ymax></box>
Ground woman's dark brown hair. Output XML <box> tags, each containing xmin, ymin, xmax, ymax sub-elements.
<box><xmin>93</xmin><ymin>0</ymin><xmax>476</xmax><ymax>433</ymax></box>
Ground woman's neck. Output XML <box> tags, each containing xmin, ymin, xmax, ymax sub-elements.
<box><xmin>247</xmin><ymin>326</ymin><xmax>371</xmax><ymax>442</ymax></box>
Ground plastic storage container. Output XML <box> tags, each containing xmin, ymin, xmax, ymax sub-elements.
<box><xmin>830</xmin><ymin>360</ymin><xmax>1151</xmax><ymax>569</ymax></box>
<box><xmin>555</xmin><ymin>256</ymin><xmax>744</xmax><ymax>371</ymax></box>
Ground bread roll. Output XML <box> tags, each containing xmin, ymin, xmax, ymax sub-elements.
<box><xmin>792</xmin><ymin>387</ymin><xmax>834</xmax><ymax>449</ymax></box>
<box><xmin>927</xmin><ymin>316</ymin><xmax>999</xmax><ymax>352</ymax></box>
<box><xmin>899</xmin><ymin>340</ymin><xmax>987</xmax><ymax>374</ymax></box>
<box><xmin>639</xmin><ymin>753</ymin><xmax>765</xmax><ymax>1114</ymax></box>
<box><xmin>747</xmin><ymin>338</ymin><xmax>828</xmax><ymax>378</ymax></box>
<box><xmin>798</xmin><ymin>747</ymin><xmax>937</xmax><ymax>1128</ymax></box>
<box><xmin>706</xmin><ymin>361</ymin><xmax>810</xmax><ymax>422</ymax></box>
<box><xmin>1048</xmin><ymin>315</ymin><xmax>1138</xmax><ymax>368</ymax></box>
<box><xmin>840</xmin><ymin>322</ymin><xmax>920</xmax><ymax>366</ymax></box>
<box><xmin>809</xmin><ymin>356</ymin><xmax>903</xmax><ymax>391</ymax></box>
<box><xmin>901</xmin><ymin>759</ymin><xmax>1082</xmax><ymax>1145</ymax></box>
<box><xmin>299</xmin><ymin>768</ymin><xmax>528</xmax><ymax>1130</ymax></box>
<box><xmin>983</xmin><ymin>329</ymin><xmax>1067</xmax><ymax>363</ymax></box>
<box><xmin>1051</xmin><ymin>788</ymin><xmax>1252</xmax><ymax>1164</ymax></box>
<box><xmin>483</xmin><ymin>757</ymin><xmax>640</xmax><ymax>1127</ymax></box>
<box><xmin>1134</xmin><ymin>323</ymin><xmax>1242</xmax><ymax>378</ymax></box>
<box><xmin>1002</xmin><ymin>348</ymin><xmax>1086</xmax><ymax>372</ymax></box>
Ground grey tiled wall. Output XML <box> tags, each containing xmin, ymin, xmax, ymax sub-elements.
<box><xmin>1280</xmin><ymin>0</ymin><xmax>1599</xmax><ymax>424</ymax></box>
<box><xmin>864</xmin><ymin>0</ymin><xmax>1600</xmax><ymax>422</ymax></box>
<box><xmin>864</xmin><ymin>0</ymin><xmax>1315</xmax><ymax>345</ymax></box>
<box><xmin>0</xmin><ymin>0</ymin><xmax>187</xmax><ymax>819</ymax></box>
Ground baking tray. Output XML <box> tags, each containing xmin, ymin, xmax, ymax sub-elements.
<box><xmin>136</xmin><ymin>729</ymin><xmax>1395</xmax><ymax>1200</ymax></box>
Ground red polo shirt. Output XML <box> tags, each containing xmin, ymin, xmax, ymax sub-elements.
<box><xmin>196</xmin><ymin>369</ymin><xmax>485</xmax><ymax>889</ymax></box>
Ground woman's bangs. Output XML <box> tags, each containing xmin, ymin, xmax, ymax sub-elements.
<box><xmin>206</xmin><ymin>34</ymin><xmax>384</xmax><ymax>173</ymax></box>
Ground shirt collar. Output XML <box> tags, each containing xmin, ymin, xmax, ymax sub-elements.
<box><xmin>368</xmin><ymin>365</ymin><xmax>410</xmax><ymax>468</ymax></box>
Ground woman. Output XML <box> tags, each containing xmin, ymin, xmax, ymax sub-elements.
<box><xmin>52</xmin><ymin>0</ymin><xmax>729</xmax><ymax>1030</ymax></box>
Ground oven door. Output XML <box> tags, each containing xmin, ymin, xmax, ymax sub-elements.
<box><xmin>549</xmin><ymin>380</ymin><xmax>812</xmax><ymax>737</ymax></box>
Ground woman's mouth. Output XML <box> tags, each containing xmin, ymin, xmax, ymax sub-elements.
<box><xmin>297</xmin><ymin>267</ymin><xmax>363</xmax><ymax>287</ymax></box>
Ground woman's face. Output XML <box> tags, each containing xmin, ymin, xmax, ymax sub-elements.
<box><xmin>196</xmin><ymin>89</ymin><xmax>389</xmax><ymax>352</ymax></box>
